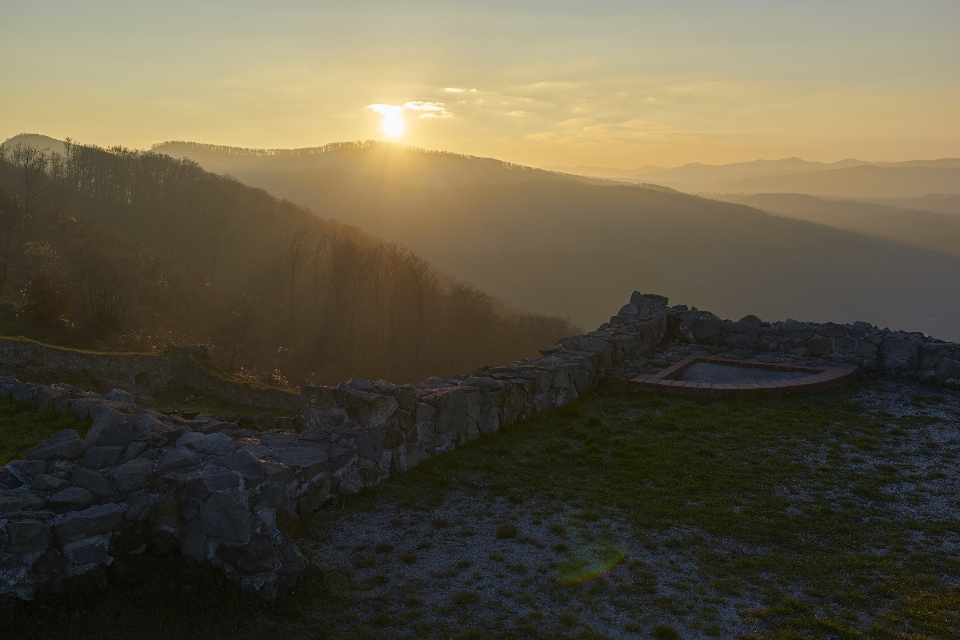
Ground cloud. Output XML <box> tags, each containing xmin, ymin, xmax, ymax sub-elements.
<box><xmin>443</xmin><ymin>87</ymin><xmax>464</xmax><ymax>93</ymax></box>
<box><xmin>366</xmin><ymin>101</ymin><xmax>453</xmax><ymax>120</ymax></box>
<box><xmin>403</xmin><ymin>101</ymin><xmax>453</xmax><ymax>118</ymax></box>
<box><xmin>367</xmin><ymin>103</ymin><xmax>404</xmax><ymax>115</ymax></box>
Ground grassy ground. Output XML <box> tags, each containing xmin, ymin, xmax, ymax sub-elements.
<box><xmin>5</xmin><ymin>382</ymin><xmax>960</xmax><ymax>639</ymax></box>
<box><xmin>0</xmin><ymin>397</ymin><xmax>90</xmax><ymax>465</ymax></box>
<box><xmin>148</xmin><ymin>386</ymin><xmax>298</xmax><ymax>419</ymax></box>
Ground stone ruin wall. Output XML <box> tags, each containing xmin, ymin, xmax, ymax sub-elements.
<box><xmin>0</xmin><ymin>340</ymin><xmax>300</xmax><ymax>412</ymax></box>
<box><xmin>628</xmin><ymin>302</ymin><xmax>960</xmax><ymax>381</ymax></box>
<box><xmin>3</xmin><ymin>292</ymin><xmax>960</xmax><ymax>603</ymax></box>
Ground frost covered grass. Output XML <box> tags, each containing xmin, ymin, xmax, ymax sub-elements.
<box><xmin>7</xmin><ymin>381</ymin><xmax>960</xmax><ymax>639</ymax></box>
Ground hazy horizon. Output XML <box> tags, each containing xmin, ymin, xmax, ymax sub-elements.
<box><xmin>3</xmin><ymin>1</ymin><xmax>959</xmax><ymax>168</ymax></box>
<box><xmin>5</xmin><ymin>132</ymin><xmax>959</xmax><ymax>177</ymax></box>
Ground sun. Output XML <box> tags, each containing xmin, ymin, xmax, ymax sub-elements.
<box><xmin>382</xmin><ymin>113</ymin><xmax>405</xmax><ymax>137</ymax></box>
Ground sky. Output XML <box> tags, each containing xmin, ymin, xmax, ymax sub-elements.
<box><xmin>2</xmin><ymin>0</ymin><xmax>959</xmax><ymax>168</ymax></box>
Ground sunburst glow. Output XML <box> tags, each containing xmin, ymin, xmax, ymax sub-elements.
<box><xmin>382</xmin><ymin>113</ymin><xmax>405</xmax><ymax>137</ymax></box>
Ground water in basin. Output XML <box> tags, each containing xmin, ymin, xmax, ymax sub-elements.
<box><xmin>673</xmin><ymin>362</ymin><xmax>810</xmax><ymax>385</ymax></box>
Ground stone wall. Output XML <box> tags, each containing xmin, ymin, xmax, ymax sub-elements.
<box><xmin>0</xmin><ymin>294</ymin><xmax>670</xmax><ymax>601</ymax></box>
<box><xmin>0</xmin><ymin>339</ymin><xmax>300</xmax><ymax>412</ymax></box>
<box><xmin>650</xmin><ymin>305</ymin><xmax>960</xmax><ymax>380</ymax></box>
<box><xmin>5</xmin><ymin>291</ymin><xmax>960</xmax><ymax>604</ymax></box>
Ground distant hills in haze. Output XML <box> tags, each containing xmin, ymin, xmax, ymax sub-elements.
<box><xmin>149</xmin><ymin>140</ymin><xmax>614</xmax><ymax>188</ymax></box>
<box><xmin>4</xmin><ymin>134</ymin><xmax>67</xmax><ymax>157</ymax></box>
<box><xmin>859</xmin><ymin>194</ymin><xmax>960</xmax><ymax>216</ymax></box>
<box><xmin>548</xmin><ymin>156</ymin><xmax>960</xmax><ymax>199</ymax></box>
<box><xmin>136</xmin><ymin>138</ymin><xmax>960</xmax><ymax>341</ymax></box>
<box><xmin>705</xmin><ymin>165</ymin><xmax>960</xmax><ymax>199</ymax></box>
<box><xmin>712</xmin><ymin>193</ymin><xmax>960</xmax><ymax>257</ymax></box>
<box><xmin>7</xmin><ymin>133</ymin><xmax>960</xmax><ymax>342</ymax></box>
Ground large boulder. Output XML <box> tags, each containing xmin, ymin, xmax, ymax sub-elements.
<box><xmin>71</xmin><ymin>469</ymin><xmax>116</xmax><ymax>499</ymax></box>
<box><xmin>26</xmin><ymin>430</ymin><xmax>87</xmax><ymax>461</ymax></box>
<box><xmin>723</xmin><ymin>333</ymin><xmax>753</xmax><ymax>350</ymax></box>
<box><xmin>274</xmin><ymin>446</ymin><xmax>328</xmax><ymax>481</ymax></box>
<box><xmin>104</xmin><ymin>389</ymin><xmax>135</xmax><ymax>405</ymax></box>
<box><xmin>215</xmin><ymin>534</ymin><xmax>277</xmax><ymax>574</ymax></box>
<box><xmin>78</xmin><ymin>446</ymin><xmax>125</xmax><ymax>470</ymax></box>
<box><xmin>423</xmin><ymin>388</ymin><xmax>467</xmax><ymax>436</ymax></box>
<box><xmin>2</xmin><ymin>518</ymin><xmax>51</xmax><ymax>555</ymax></box>
<box><xmin>935</xmin><ymin>358</ymin><xmax>960</xmax><ymax>379</ymax></box>
<box><xmin>690</xmin><ymin>317</ymin><xmax>723</xmax><ymax>342</ymax></box>
<box><xmin>47</xmin><ymin>487</ymin><xmax>94</xmax><ymax>508</ymax></box>
<box><xmin>131</xmin><ymin>412</ymin><xmax>181</xmax><ymax>446</ymax></box>
<box><xmin>53</xmin><ymin>503</ymin><xmax>126</xmax><ymax>545</ymax></box>
<box><xmin>341</xmin><ymin>388</ymin><xmax>399</xmax><ymax>430</ymax></box>
<box><xmin>199</xmin><ymin>492</ymin><xmax>250</xmax><ymax>543</ymax></box>
<box><xmin>84</xmin><ymin>408</ymin><xmax>125</xmax><ymax>445</ymax></box>
<box><xmin>217</xmin><ymin>450</ymin><xmax>267</xmax><ymax>485</ymax></box>
<box><xmin>183</xmin><ymin>472</ymin><xmax>240</xmax><ymax>501</ymax></box>
<box><xmin>112</xmin><ymin>458</ymin><xmax>154</xmax><ymax>492</ymax></box>
<box><xmin>0</xmin><ymin>489</ymin><xmax>43</xmax><ymax>513</ymax></box>
<box><xmin>155</xmin><ymin>448</ymin><xmax>201</xmax><ymax>474</ymax></box>
<box><xmin>879</xmin><ymin>338</ymin><xmax>920</xmax><ymax>372</ymax></box>
<box><xmin>782</xmin><ymin>322</ymin><xmax>816</xmax><ymax>340</ymax></box>
<box><xmin>806</xmin><ymin>338</ymin><xmax>834</xmax><ymax>357</ymax></box>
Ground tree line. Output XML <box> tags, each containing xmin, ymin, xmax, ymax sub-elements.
<box><xmin>0</xmin><ymin>139</ymin><xmax>577</xmax><ymax>388</ymax></box>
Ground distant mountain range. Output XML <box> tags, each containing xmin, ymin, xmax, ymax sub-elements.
<box><xmin>548</xmin><ymin>157</ymin><xmax>960</xmax><ymax>198</ymax></box>
<box><xmin>7</xmin><ymin>133</ymin><xmax>960</xmax><ymax>341</ymax></box>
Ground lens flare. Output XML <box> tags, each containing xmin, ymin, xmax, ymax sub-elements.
<box><xmin>382</xmin><ymin>113</ymin><xmax>404</xmax><ymax>137</ymax></box>
<box><xmin>557</xmin><ymin>545</ymin><xmax>626</xmax><ymax>585</ymax></box>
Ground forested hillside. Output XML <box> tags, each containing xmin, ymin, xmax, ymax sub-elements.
<box><xmin>157</xmin><ymin>144</ymin><xmax>960</xmax><ymax>341</ymax></box>
<box><xmin>150</xmin><ymin>139</ymin><xmax>592</xmax><ymax>187</ymax></box>
<box><xmin>0</xmin><ymin>139</ymin><xmax>575</xmax><ymax>387</ymax></box>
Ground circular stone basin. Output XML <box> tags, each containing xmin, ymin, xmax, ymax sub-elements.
<box><xmin>629</xmin><ymin>356</ymin><xmax>856</xmax><ymax>395</ymax></box>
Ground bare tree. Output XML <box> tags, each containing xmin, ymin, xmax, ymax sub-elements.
<box><xmin>214</xmin><ymin>308</ymin><xmax>257</xmax><ymax>371</ymax></box>
<box><xmin>10</xmin><ymin>143</ymin><xmax>48</xmax><ymax>220</ymax></box>
<box><xmin>207</xmin><ymin>213</ymin><xmax>230</xmax><ymax>287</ymax></box>
<box><xmin>46</xmin><ymin>152</ymin><xmax>69</xmax><ymax>216</ymax></box>
<box><xmin>287</xmin><ymin>228</ymin><xmax>310</xmax><ymax>327</ymax></box>
<box><xmin>75</xmin><ymin>256</ymin><xmax>124</xmax><ymax>336</ymax></box>
<box><xmin>0</xmin><ymin>190</ymin><xmax>25</xmax><ymax>292</ymax></box>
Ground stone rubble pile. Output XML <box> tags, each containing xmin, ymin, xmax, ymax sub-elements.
<box><xmin>0</xmin><ymin>294</ymin><xmax>670</xmax><ymax>602</ymax></box>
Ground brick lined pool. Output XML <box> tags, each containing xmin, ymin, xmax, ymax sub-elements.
<box><xmin>674</xmin><ymin>362</ymin><xmax>809</xmax><ymax>385</ymax></box>
<box><xmin>630</xmin><ymin>356</ymin><xmax>856</xmax><ymax>395</ymax></box>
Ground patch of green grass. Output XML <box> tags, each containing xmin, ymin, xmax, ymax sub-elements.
<box><xmin>450</xmin><ymin>591</ymin><xmax>479</xmax><ymax>605</ymax></box>
<box><xmin>496</xmin><ymin>523</ymin><xmax>518</xmax><ymax>539</ymax></box>
<box><xmin>651</xmin><ymin>623</ymin><xmax>681</xmax><ymax>639</ymax></box>
<box><xmin>0</xmin><ymin>396</ymin><xmax>90</xmax><ymax>465</ymax></box>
